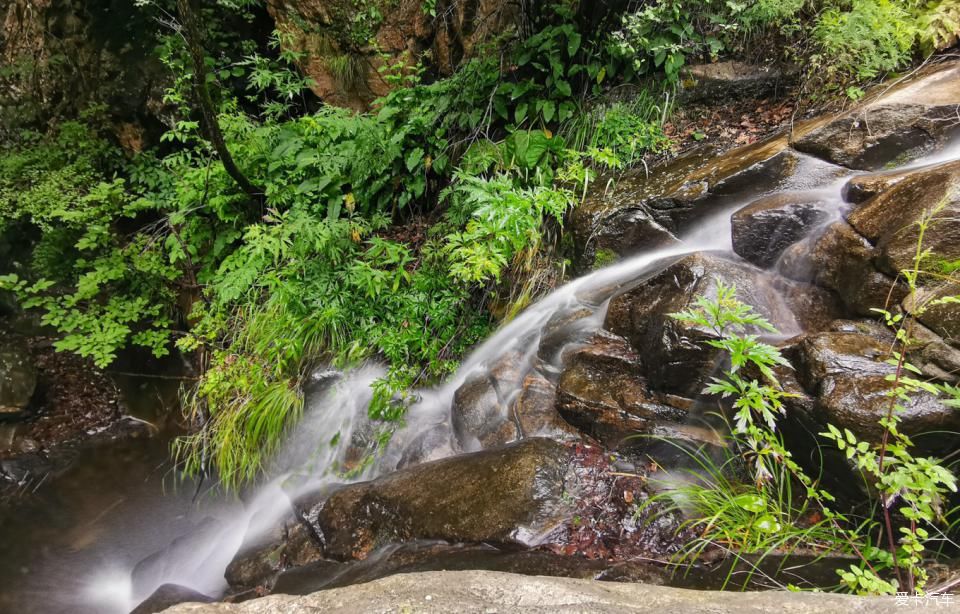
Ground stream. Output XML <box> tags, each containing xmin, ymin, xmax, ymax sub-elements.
<box><xmin>2</xmin><ymin>134</ymin><xmax>959</xmax><ymax>614</ymax></box>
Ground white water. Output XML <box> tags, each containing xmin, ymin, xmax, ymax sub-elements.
<box><xmin>80</xmin><ymin>141</ymin><xmax>960</xmax><ymax>612</ymax></box>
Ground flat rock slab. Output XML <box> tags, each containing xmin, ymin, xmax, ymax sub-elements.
<box><xmin>164</xmin><ymin>569</ymin><xmax>901</xmax><ymax>613</ymax></box>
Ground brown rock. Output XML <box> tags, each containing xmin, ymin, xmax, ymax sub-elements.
<box><xmin>301</xmin><ymin>438</ymin><xmax>573</xmax><ymax>561</ymax></box>
<box><xmin>605</xmin><ymin>252</ymin><xmax>798</xmax><ymax>396</ymax></box>
<box><xmin>845</xmin><ymin>160</ymin><xmax>960</xmax><ymax>277</ymax></box>
<box><xmin>570</xmin><ymin>141</ymin><xmax>800</xmax><ymax>271</ymax></box>
<box><xmin>556</xmin><ymin>331</ymin><xmax>685</xmax><ymax>446</ymax></box>
<box><xmin>779</xmin><ymin>221</ymin><xmax>908</xmax><ymax>317</ymax></box>
<box><xmin>731</xmin><ymin>192</ymin><xmax>833</xmax><ymax>268</ymax></box>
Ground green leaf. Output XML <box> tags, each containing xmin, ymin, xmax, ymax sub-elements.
<box><xmin>405</xmin><ymin>148</ymin><xmax>424</xmax><ymax>172</ymax></box>
<box><xmin>567</xmin><ymin>32</ymin><xmax>581</xmax><ymax>57</ymax></box>
<box><xmin>754</xmin><ymin>513</ymin><xmax>782</xmax><ymax>533</ymax></box>
<box><xmin>515</xmin><ymin>102</ymin><xmax>528</xmax><ymax>125</ymax></box>
<box><xmin>541</xmin><ymin>100</ymin><xmax>556</xmax><ymax>123</ymax></box>
<box><xmin>733</xmin><ymin>493</ymin><xmax>766</xmax><ymax>513</ymax></box>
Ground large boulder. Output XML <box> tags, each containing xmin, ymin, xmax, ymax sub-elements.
<box><xmin>163</xmin><ymin>569</ymin><xmax>903</xmax><ymax>613</ymax></box>
<box><xmin>604</xmin><ymin>252</ymin><xmax>798</xmax><ymax>396</ymax></box>
<box><xmin>785</xmin><ymin>329</ymin><xmax>960</xmax><ymax>445</ymax></box>
<box><xmin>845</xmin><ymin>160</ymin><xmax>960</xmax><ymax>278</ymax></box>
<box><xmin>570</xmin><ymin>139</ymin><xmax>801</xmax><ymax>270</ymax></box>
<box><xmin>0</xmin><ymin>340</ymin><xmax>36</xmax><ymax>420</ymax></box>
<box><xmin>299</xmin><ymin>438</ymin><xmax>573</xmax><ymax>561</ymax></box>
<box><xmin>555</xmin><ymin>331</ymin><xmax>685</xmax><ymax>447</ymax></box>
<box><xmin>731</xmin><ymin>192</ymin><xmax>833</xmax><ymax>268</ymax></box>
<box><xmin>791</xmin><ymin>62</ymin><xmax>960</xmax><ymax>170</ymax></box>
<box><xmin>779</xmin><ymin>221</ymin><xmax>907</xmax><ymax>317</ymax></box>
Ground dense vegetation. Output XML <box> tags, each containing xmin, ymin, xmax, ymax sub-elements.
<box><xmin>1</xmin><ymin>0</ymin><xmax>957</xmax><ymax>489</ymax></box>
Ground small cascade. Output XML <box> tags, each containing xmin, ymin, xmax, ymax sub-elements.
<box><xmin>69</xmin><ymin>133</ymin><xmax>960</xmax><ymax>612</ymax></box>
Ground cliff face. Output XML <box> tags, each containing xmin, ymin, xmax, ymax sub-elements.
<box><xmin>0</xmin><ymin>0</ymin><xmax>165</xmax><ymax>146</ymax></box>
<box><xmin>267</xmin><ymin>0</ymin><xmax>520</xmax><ymax>110</ymax></box>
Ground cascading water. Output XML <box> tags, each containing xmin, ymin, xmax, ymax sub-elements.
<box><xmin>7</xmin><ymin>136</ymin><xmax>957</xmax><ymax>614</ymax></box>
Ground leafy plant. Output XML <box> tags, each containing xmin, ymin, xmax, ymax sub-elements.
<box><xmin>821</xmin><ymin>200</ymin><xmax>960</xmax><ymax>595</ymax></box>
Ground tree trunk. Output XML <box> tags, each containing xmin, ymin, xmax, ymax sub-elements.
<box><xmin>176</xmin><ymin>0</ymin><xmax>263</xmax><ymax>201</ymax></box>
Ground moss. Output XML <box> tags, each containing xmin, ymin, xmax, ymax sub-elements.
<box><xmin>593</xmin><ymin>248</ymin><xmax>619</xmax><ymax>269</ymax></box>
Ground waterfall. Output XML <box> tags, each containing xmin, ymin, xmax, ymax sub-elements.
<box><xmin>79</xmin><ymin>140</ymin><xmax>960</xmax><ymax>612</ymax></box>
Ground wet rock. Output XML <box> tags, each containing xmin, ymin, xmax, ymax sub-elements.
<box><xmin>791</xmin><ymin>62</ymin><xmax>960</xmax><ymax>170</ymax></box>
<box><xmin>909</xmin><ymin>319</ymin><xmax>960</xmax><ymax>383</ymax></box>
<box><xmin>0</xmin><ymin>340</ymin><xmax>37</xmax><ymax>420</ymax></box>
<box><xmin>788</xmin><ymin>331</ymin><xmax>894</xmax><ymax>390</ymax></box>
<box><xmin>570</xmin><ymin>140</ymin><xmax>800</xmax><ymax>270</ymax></box>
<box><xmin>785</xmin><ymin>330</ymin><xmax>960</xmax><ymax>444</ymax></box>
<box><xmin>396</xmin><ymin>423</ymin><xmax>455</xmax><ymax>469</ymax></box>
<box><xmin>776</xmin><ymin>279</ymin><xmax>844</xmax><ymax>333</ymax></box>
<box><xmin>571</xmin><ymin>202</ymin><xmax>680</xmax><ymax>271</ymax></box>
<box><xmin>510</xmin><ymin>371</ymin><xmax>581</xmax><ymax>442</ymax></box>
<box><xmin>269</xmin><ymin>542</ymin><xmax>668</xmax><ymax>596</ymax></box>
<box><xmin>538</xmin><ymin>306</ymin><xmax>599</xmax><ymax>364</ymax></box>
<box><xmin>130</xmin><ymin>584</ymin><xmax>214</xmax><ymax>614</ymax></box>
<box><xmin>555</xmin><ymin>331</ymin><xmax>685</xmax><ymax>447</ymax></box>
<box><xmin>450</xmin><ymin>351</ymin><xmax>526</xmax><ymax>449</ymax></box>
<box><xmin>845</xmin><ymin>160</ymin><xmax>960</xmax><ymax>277</ymax></box>
<box><xmin>679</xmin><ymin>61</ymin><xmax>786</xmax><ymax>103</ymax></box>
<box><xmin>605</xmin><ymin>252</ymin><xmax>798</xmax><ymax>396</ymax></box>
<box><xmin>779</xmin><ymin>221</ymin><xmax>907</xmax><ymax>317</ymax></box>
<box><xmin>300</xmin><ymin>438</ymin><xmax>572</xmax><ymax>561</ymax></box>
<box><xmin>225</xmin><ymin>520</ymin><xmax>325</xmax><ymax>592</ymax></box>
<box><xmin>906</xmin><ymin>281</ymin><xmax>960</xmax><ymax>349</ymax></box>
<box><xmin>793</xmin><ymin>105</ymin><xmax>958</xmax><ymax>170</ymax></box>
<box><xmin>843</xmin><ymin>168</ymin><xmax>914</xmax><ymax>204</ymax></box>
<box><xmin>731</xmin><ymin>192</ymin><xmax>833</xmax><ymax>268</ymax></box>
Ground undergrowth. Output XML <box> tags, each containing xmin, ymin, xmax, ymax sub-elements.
<box><xmin>1</xmin><ymin>0</ymin><xmax>957</xmax><ymax>489</ymax></box>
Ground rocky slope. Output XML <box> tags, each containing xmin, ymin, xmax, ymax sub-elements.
<box><xmin>129</xmin><ymin>59</ymin><xmax>960</xmax><ymax>613</ymax></box>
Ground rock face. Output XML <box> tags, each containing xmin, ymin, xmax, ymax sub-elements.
<box><xmin>604</xmin><ymin>252</ymin><xmax>798</xmax><ymax>396</ymax></box>
<box><xmin>0</xmin><ymin>340</ymin><xmax>36</xmax><ymax>419</ymax></box>
<box><xmin>570</xmin><ymin>141</ymin><xmax>800</xmax><ymax>270</ymax></box>
<box><xmin>791</xmin><ymin>63</ymin><xmax>960</xmax><ymax>170</ymax></box>
<box><xmin>163</xmin><ymin>569</ymin><xmax>902</xmax><ymax>614</ymax></box>
<box><xmin>785</xmin><ymin>329</ymin><xmax>960</xmax><ymax>445</ymax></box>
<box><xmin>1</xmin><ymin>0</ymin><xmax>168</xmax><ymax>141</ymax></box>
<box><xmin>731</xmin><ymin>193</ymin><xmax>832</xmax><ymax>268</ymax></box>
<box><xmin>300</xmin><ymin>438</ymin><xmax>572</xmax><ymax>561</ymax></box>
<box><xmin>555</xmin><ymin>331</ymin><xmax>684</xmax><ymax>447</ymax></box>
<box><xmin>266</xmin><ymin>0</ymin><xmax>518</xmax><ymax>110</ymax></box>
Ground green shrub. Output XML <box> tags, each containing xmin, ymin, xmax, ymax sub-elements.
<box><xmin>812</xmin><ymin>0</ymin><xmax>917</xmax><ymax>81</ymax></box>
